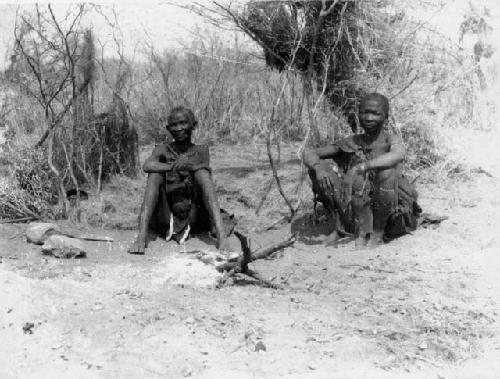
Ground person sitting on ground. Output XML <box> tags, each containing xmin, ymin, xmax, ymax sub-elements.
<box><xmin>128</xmin><ymin>106</ymin><xmax>231</xmax><ymax>254</ymax></box>
<box><xmin>303</xmin><ymin>93</ymin><xmax>421</xmax><ymax>248</ymax></box>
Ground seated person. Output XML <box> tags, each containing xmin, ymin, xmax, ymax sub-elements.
<box><xmin>128</xmin><ymin>106</ymin><xmax>231</xmax><ymax>254</ymax></box>
<box><xmin>303</xmin><ymin>93</ymin><xmax>421</xmax><ymax>248</ymax></box>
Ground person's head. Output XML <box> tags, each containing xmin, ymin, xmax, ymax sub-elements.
<box><xmin>166</xmin><ymin>106</ymin><xmax>197</xmax><ymax>142</ymax></box>
<box><xmin>358</xmin><ymin>93</ymin><xmax>389</xmax><ymax>133</ymax></box>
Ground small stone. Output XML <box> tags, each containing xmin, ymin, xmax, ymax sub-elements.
<box><xmin>199</xmin><ymin>255</ymin><xmax>214</xmax><ymax>265</ymax></box>
<box><xmin>227</xmin><ymin>252</ymin><xmax>240</xmax><ymax>261</ymax></box>
<box><xmin>93</xmin><ymin>304</ymin><xmax>103</xmax><ymax>311</ymax></box>
<box><xmin>22</xmin><ymin>322</ymin><xmax>35</xmax><ymax>334</ymax></box>
<box><xmin>41</xmin><ymin>235</ymin><xmax>86</xmax><ymax>259</ymax></box>
<box><xmin>419</xmin><ymin>341</ymin><xmax>428</xmax><ymax>350</ymax></box>
<box><xmin>181</xmin><ymin>366</ymin><xmax>192</xmax><ymax>377</ymax></box>
<box><xmin>254</xmin><ymin>341</ymin><xmax>266</xmax><ymax>352</ymax></box>
<box><xmin>308</xmin><ymin>363</ymin><xmax>318</xmax><ymax>370</ymax></box>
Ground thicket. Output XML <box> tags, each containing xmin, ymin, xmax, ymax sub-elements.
<box><xmin>212</xmin><ymin>1</ymin><xmax>489</xmax><ymax>164</ymax></box>
<box><xmin>1</xmin><ymin>5</ymin><xmax>139</xmax><ymax>219</ymax></box>
<box><xmin>0</xmin><ymin>1</ymin><xmax>490</xmax><ymax>220</ymax></box>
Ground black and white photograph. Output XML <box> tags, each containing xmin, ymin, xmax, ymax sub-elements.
<box><xmin>0</xmin><ymin>1</ymin><xmax>499</xmax><ymax>377</ymax></box>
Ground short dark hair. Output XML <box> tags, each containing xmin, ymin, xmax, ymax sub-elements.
<box><xmin>167</xmin><ymin>106</ymin><xmax>197</xmax><ymax>127</ymax></box>
<box><xmin>361</xmin><ymin>93</ymin><xmax>389</xmax><ymax>117</ymax></box>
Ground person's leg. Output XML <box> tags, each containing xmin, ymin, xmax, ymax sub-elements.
<box><xmin>188</xmin><ymin>184</ymin><xmax>211</xmax><ymax>234</ymax></box>
<box><xmin>368</xmin><ymin>168</ymin><xmax>398</xmax><ymax>246</ymax></box>
<box><xmin>193</xmin><ymin>169</ymin><xmax>229</xmax><ymax>250</ymax></box>
<box><xmin>189</xmin><ymin>179</ymin><xmax>236</xmax><ymax>242</ymax></box>
<box><xmin>350</xmin><ymin>172</ymin><xmax>373</xmax><ymax>248</ymax></box>
<box><xmin>308</xmin><ymin>161</ymin><xmax>346</xmax><ymax>247</ymax></box>
<box><xmin>128</xmin><ymin>173</ymin><xmax>169</xmax><ymax>254</ymax></box>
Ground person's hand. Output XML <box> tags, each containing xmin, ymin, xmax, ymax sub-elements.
<box><xmin>171</xmin><ymin>154</ymin><xmax>192</xmax><ymax>172</ymax></box>
<box><xmin>314</xmin><ymin>164</ymin><xmax>335</xmax><ymax>194</ymax></box>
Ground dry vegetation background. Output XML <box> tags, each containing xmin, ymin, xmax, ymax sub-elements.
<box><xmin>0</xmin><ymin>0</ymin><xmax>495</xmax><ymax>222</ymax></box>
<box><xmin>1</xmin><ymin>2</ymin><xmax>499</xmax><ymax>377</ymax></box>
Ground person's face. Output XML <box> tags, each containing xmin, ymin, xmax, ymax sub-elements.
<box><xmin>167</xmin><ymin>112</ymin><xmax>193</xmax><ymax>142</ymax></box>
<box><xmin>359</xmin><ymin>99</ymin><xmax>387</xmax><ymax>133</ymax></box>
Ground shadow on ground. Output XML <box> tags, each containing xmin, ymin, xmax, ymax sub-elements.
<box><xmin>290</xmin><ymin>209</ymin><xmax>333</xmax><ymax>245</ymax></box>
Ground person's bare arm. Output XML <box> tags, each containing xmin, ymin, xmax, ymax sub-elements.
<box><xmin>302</xmin><ymin>145</ymin><xmax>341</xmax><ymax>170</ymax></box>
<box><xmin>366</xmin><ymin>143</ymin><xmax>405</xmax><ymax>171</ymax></box>
<box><xmin>143</xmin><ymin>145</ymin><xmax>174</xmax><ymax>173</ymax></box>
<box><xmin>353</xmin><ymin>135</ymin><xmax>405</xmax><ymax>174</ymax></box>
<box><xmin>303</xmin><ymin>144</ymin><xmax>341</xmax><ymax>194</ymax></box>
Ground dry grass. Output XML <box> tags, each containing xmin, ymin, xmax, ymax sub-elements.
<box><xmin>0</xmin><ymin>146</ymin><xmax>59</xmax><ymax>219</ymax></box>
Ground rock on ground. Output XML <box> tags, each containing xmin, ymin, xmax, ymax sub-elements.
<box><xmin>26</xmin><ymin>222</ymin><xmax>60</xmax><ymax>245</ymax></box>
<box><xmin>41</xmin><ymin>235</ymin><xmax>86</xmax><ymax>259</ymax></box>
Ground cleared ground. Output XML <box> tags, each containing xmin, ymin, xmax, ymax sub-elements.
<box><xmin>1</xmin><ymin>143</ymin><xmax>499</xmax><ymax>378</ymax></box>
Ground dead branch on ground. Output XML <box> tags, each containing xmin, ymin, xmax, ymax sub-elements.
<box><xmin>215</xmin><ymin>231</ymin><xmax>296</xmax><ymax>288</ymax></box>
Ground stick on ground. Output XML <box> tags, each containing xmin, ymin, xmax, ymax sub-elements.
<box><xmin>215</xmin><ymin>231</ymin><xmax>296</xmax><ymax>288</ymax></box>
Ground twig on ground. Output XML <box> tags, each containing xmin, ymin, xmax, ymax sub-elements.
<box><xmin>0</xmin><ymin>216</ymin><xmax>40</xmax><ymax>224</ymax></box>
<box><xmin>215</xmin><ymin>231</ymin><xmax>296</xmax><ymax>288</ymax></box>
<box><xmin>338</xmin><ymin>264</ymin><xmax>395</xmax><ymax>274</ymax></box>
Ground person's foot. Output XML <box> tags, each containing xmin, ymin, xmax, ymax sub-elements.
<box><xmin>127</xmin><ymin>238</ymin><xmax>146</xmax><ymax>255</ymax></box>
<box><xmin>354</xmin><ymin>234</ymin><xmax>368</xmax><ymax>249</ymax></box>
<box><xmin>367</xmin><ymin>231</ymin><xmax>385</xmax><ymax>248</ymax></box>
<box><xmin>217</xmin><ymin>237</ymin><xmax>231</xmax><ymax>252</ymax></box>
<box><xmin>324</xmin><ymin>230</ymin><xmax>342</xmax><ymax>247</ymax></box>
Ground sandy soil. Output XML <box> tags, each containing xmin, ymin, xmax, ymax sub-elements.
<box><xmin>1</xmin><ymin>144</ymin><xmax>499</xmax><ymax>379</ymax></box>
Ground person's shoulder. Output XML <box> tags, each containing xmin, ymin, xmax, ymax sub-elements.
<box><xmin>151</xmin><ymin>143</ymin><xmax>170</xmax><ymax>154</ymax></box>
<box><xmin>384</xmin><ymin>129</ymin><xmax>403</xmax><ymax>145</ymax></box>
<box><xmin>190</xmin><ymin>143</ymin><xmax>209</xmax><ymax>150</ymax></box>
<box><xmin>334</xmin><ymin>134</ymin><xmax>360</xmax><ymax>152</ymax></box>
<box><xmin>187</xmin><ymin>143</ymin><xmax>211</xmax><ymax>171</ymax></box>
<box><xmin>188</xmin><ymin>143</ymin><xmax>210</xmax><ymax>155</ymax></box>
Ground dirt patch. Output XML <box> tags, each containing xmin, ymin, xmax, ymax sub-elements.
<box><xmin>0</xmin><ymin>144</ymin><xmax>499</xmax><ymax>378</ymax></box>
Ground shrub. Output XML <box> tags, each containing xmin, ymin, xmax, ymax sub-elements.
<box><xmin>0</xmin><ymin>146</ymin><xmax>59</xmax><ymax>219</ymax></box>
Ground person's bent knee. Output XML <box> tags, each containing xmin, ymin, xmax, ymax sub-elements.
<box><xmin>375</xmin><ymin>168</ymin><xmax>396</xmax><ymax>183</ymax></box>
<box><xmin>145</xmin><ymin>173</ymin><xmax>164</xmax><ymax>192</ymax></box>
<box><xmin>309</xmin><ymin>163</ymin><xmax>341</xmax><ymax>198</ymax></box>
<box><xmin>193</xmin><ymin>168</ymin><xmax>211</xmax><ymax>184</ymax></box>
<box><xmin>146</xmin><ymin>172</ymin><xmax>164</xmax><ymax>182</ymax></box>
<box><xmin>308</xmin><ymin>160</ymin><xmax>338</xmax><ymax>181</ymax></box>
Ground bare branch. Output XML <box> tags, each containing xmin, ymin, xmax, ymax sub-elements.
<box><xmin>214</xmin><ymin>2</ymin><xmax>288</xmax><ymax>69</ymax></box>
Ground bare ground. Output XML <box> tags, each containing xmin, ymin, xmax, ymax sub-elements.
<box><xmin>1</xmin><ymin>143</ymin><xmax>499</xmax><ymax>378</ymax></box>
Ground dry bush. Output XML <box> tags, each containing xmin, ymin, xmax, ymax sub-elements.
<box><xmin>2</xmin><ymin>5</ymin><xmax>140</xmax><ymax>220</ymax></box>
<box><xmin>210</xmin><ymin>0</ymin><xmax>488</xmax><ymax>171</ymax></box>
<box><xmin>356</xmin><ymin>2</ymin><xmax>486</xmax><ymax>170</ymax></box>
<box><xmin>235</xmin><ymin>0</ymin><xmax>362</xmax><ymax>119</ymax></box>
<box><xmin>130</xmin><ymin>44</ymin><xmax>320</xmax><ymax>145</ymax></box>
<box><xmin>0</xmin><ymin>147</ymin><xmax>59</xmax><ymax>219</ymax></box>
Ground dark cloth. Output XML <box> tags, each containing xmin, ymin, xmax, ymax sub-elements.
<box><xmin>311</xmin><ymin>130</ymin><xmax>421</xmax><ymax>239</ymax></box>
